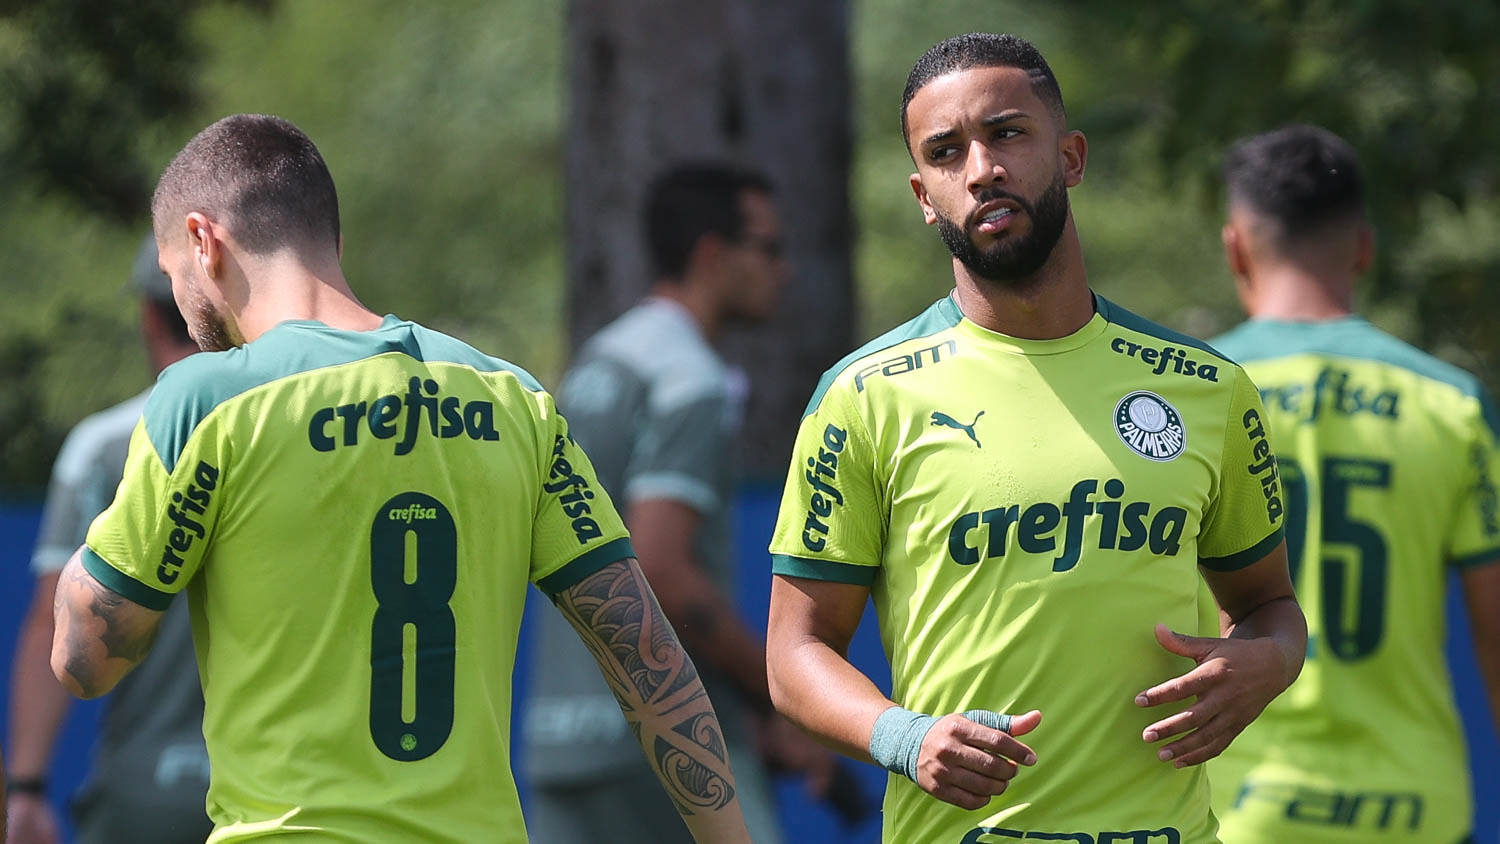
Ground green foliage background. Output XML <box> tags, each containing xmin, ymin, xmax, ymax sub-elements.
<box><xmin>2</xmin><ymin>0</ymin><xmax>1495</xmax><ymax>491</ymax></box>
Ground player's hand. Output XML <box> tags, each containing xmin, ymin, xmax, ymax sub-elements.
<box><xmin>758</xmin><ymin>712</ymin><xmax>838</xmax><ymax>797</ymax></box>
<box><xmin>6</xmin><ymin>792</ymin><xmax>61</xmax><ymax>844</ymax></box>
<box><xmin>914</xmin><ymin>709</ymin><xmax>1041</xmax><ymax>811</ymax></box>
<box><xmin>1135</xmin><ymin>623</ymin><xmax>1291</xmax><ymax>767</ymax></box>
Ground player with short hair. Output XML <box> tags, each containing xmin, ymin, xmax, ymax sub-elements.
<box><xmin>6</xmin><ymin>235</ymin><xmax>209</xmax><ymax>844</ymax></box>
<box><xmin>49</xmin><ymin>113</ymin><xmax>751</xmax><ymax>843</ymax></box>
<box><xmin>1206</xmin><ymin>123</ymin><xmax>1500</xmax><ymax>843</ymax></box>
<box><xmin>765</xmin><ymin>33</ymin><xmax>1307</xmax><ymax>843</ymax></box>
<box><xmin>525</xmin><ymin>161</ymin><xmax>833</xmax><ymax>843</ymax></box>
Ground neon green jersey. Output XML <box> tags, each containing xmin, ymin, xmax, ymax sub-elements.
<box><xmin>83</xmin><ymin>316</ymin><xmax>633</xmax><ymax>842</ymax></box>
<box><xmin>1206</xmin><ymin>316</ymin><xmax>1500</xmax><ymax>844</ymax></box>
<box><xmin>770</xmin><ymin>293</ymin><xmax>1284</xmax><ymax>844</ymax></box>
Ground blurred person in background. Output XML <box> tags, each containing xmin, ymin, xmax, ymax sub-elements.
<box><xmin>523</xmin><ymin>162</ymin><xmax>834</xmax><ymax>843</ymax></box>
<box><xmin>765</xmin><ymin>33</ymin><xmax>1305</xmax><ymax>843</ymax></box>
<box><xmin>1206</xmin><ymin>124</ymin><xmax>1500</xmax><ymax>844</ymax></box>
<box><xmin>6</xmin><ymin>235</ymin><xmax>210</xmax><ymax>844</ymax></box>
<box><xmin>48</xmin><ymin>114</ymin><xmax>751</xmax><ymax>843</ymax></box>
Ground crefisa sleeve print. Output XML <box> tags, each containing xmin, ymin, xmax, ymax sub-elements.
<box><xmin>1448</xmin><ymin>389</ymin><xmax>1500</xmax><ymax>567</ymax></box>
<box><xmin>1199</xmin><ymin>366</ymin><xmax>1287</xmax><ymax>572</ymax></box>
<box><xmin>82</xmin><ymin>375</ymin><xmax>230</xmax><ymax>609</ymax></box>
<box><xmin>529</xmin><ymin>389</ymin><xmax>634</xmax><ymax>595</ymax></box>
<box><xmin>769</xmin><ymin>371</ymin><xmax>886</xmax><ymax>584</ymax></box>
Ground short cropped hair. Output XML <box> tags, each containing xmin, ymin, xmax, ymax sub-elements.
<box><xmin>645</xmin><ymin>163</ymin><xmax>773</xmax><ymax>279</ymax></box>
<box><xmin>901</xmin><ymin>33</ymin><xmax>1066</xmax><ymax>148</ymax></box>
<box><xmin>151</xmin><ymin>114</ymin><xmax>340</xmax><ymax>255</ymax></box>
<box><xmin>1221</xmin><ymin>124</ymin><xmax>1365</xmax><ymax>238</ymax></box>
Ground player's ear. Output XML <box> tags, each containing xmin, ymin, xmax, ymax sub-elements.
<box><xmin>186</xmin><ymin>212</ymin><xmax>221</xmax><ymax>282</ymax></box>
<box><xmin>682</xmin><ymin>232</ymin><xmax>729</xmax><ymax>285</ymax></box>
<box><xmin>909</xmin><ymin>173</ymin><xmax>938</xmax><ymax>225</ymax></box>
<box><xmin>1221</xmin><ymin>222</ymin><xmax>1249</xmax><ymax>280</ymax></box>
<box><xmin>1060</xmin><ymin>129</ymin><xmax>1086</xmax><ymax>187</ymax></box>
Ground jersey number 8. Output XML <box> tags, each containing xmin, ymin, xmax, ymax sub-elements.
<box><xmin>369</xmin><ymin>492</ymin><xmax>458</xmax><ymax>761</ymax></box>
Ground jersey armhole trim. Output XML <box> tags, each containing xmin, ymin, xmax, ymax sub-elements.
<box><xmin>82</xmin><ymin>546</ymin><xmax>175</xmax><ymax>611</ymax></box>
<box><xmin>1450</xmin><ymin>546</ymin><xmax>1500</xmax><ymax>569</ymax></box>
<box><xmin>1199</xmin><ymin>525</ymin><xmax>1285</xmax><ymax>573</ymax></box>
<box><xmin>772</xmin><ymin>554</ymin><xmax>877</xmax><ymax>586</ymax></box>
<box><xmin>536</xmin><ymin>537</ymin><xmax>637</xmax><ymax>597</ymax></box>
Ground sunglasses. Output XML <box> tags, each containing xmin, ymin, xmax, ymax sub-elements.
<box><xmin>737</xmin><ymin>234</ymin><xmax>786</xmax><ymax>259</ymax></box>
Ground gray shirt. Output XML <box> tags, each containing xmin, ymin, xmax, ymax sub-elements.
<box><xmin>523</xmin><ymin>298</ymin><xmax>748</xmax><ymax>783</ymax></box>
<box><xmin>31</xmin><ymin>390</ymin><xmax>212</xmax><ymax>843</ymax></box>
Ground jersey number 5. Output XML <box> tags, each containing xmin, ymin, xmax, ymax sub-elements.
<box><xmin>1282</xmin><ymin>457</ymin><xmax>1391</xmax><ymax>661</ymax></box>
<box><xmin>369</xmin><ymin>492</ymin><xmax>457</xmax><ymax>761</ymax></box>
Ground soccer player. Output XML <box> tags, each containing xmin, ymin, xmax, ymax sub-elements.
<box><xmin>48</xmin><ymin>114</ymin><xmax>751</xmax><ymax>843</ymax></box>
<box><xmin>764</xmin><ymin>33</ymin><xmax>1307</xmax><ymax>843</ymax></box>
<box><xmin>6</xmin><ymin>235</ymin><xmax>209</xmax><ymax>844</ymax></box>
<box><xmin>1205</xmin><ymin>124</ymin><xmax>1500</xmax><ymax>843</ymax></box>
<box><xmin>524</xmin><ymin>163</ymin><xmax>832</xmax><ymax>842</ymax></box>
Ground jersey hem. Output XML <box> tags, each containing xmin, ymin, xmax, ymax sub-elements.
<box><xmin>1199</xmin><ymin>525</ymin><xmax>1285</xmax><ymax>572</ymax></box>
<box><xmin>1451</xmin><ymin>546</ymin><xmax>1500</xmax><ymax>569</ymax></box>
<box><xmin>535</xmin><ymin>537</ymin><xmax>636</xmax><ymax>596</ymax></box>
<box><xmin>82</xmin><ymin>546</ymin><xmax>175</xmax><ymax>611</ymax></box>
<box><xmin>771</xmin><ymin>554</ymin><xmax>877</xmax><ymax>586</ymax></box>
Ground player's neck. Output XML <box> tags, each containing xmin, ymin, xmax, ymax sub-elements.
<box><xmin>650</xmin><ymin>280</ymin><xmax>720</xmax><ymax>342</ymax></box>
<box><xmin>951</xmin><ymin>227</ymin><xmax>1094</xmax><ymax>340</ymax></box>
<box><xmin>1245</xmin><ymin>269</ymin><xmax>1355</xmax><ymax>322</ymax></box>
<box><xmin>234</xmin><ymin>257</ymin><xmax>382</xmax><ymax>342</ymax></box>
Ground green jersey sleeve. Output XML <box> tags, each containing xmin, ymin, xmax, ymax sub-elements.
<box><xmin>1199</xmin><ymin>367</ymin><xmax>1286</xmax><ymax>571</ymax></box>
<box><xmin>769</xmin><ymin>378</ymin><xmax>885</xmax><ymax>585</ymax></box>
<box><xmin>83</xmin><ymin>415</ymin><xmax>228</xmax><ymax>611</ymax></box>
<box><xmin>1447</xmin><ymin>391</ymin><xmax>1500</xmax><ymax>568</ymax></box>
<box><xmin>529</xmin><ymin>389</ymin><xmax>634</xmax><ymax>596</ymax></box>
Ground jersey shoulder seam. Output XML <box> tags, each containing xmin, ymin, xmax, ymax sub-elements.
<box><xmin>802</xmin><ymin>295</ymin><xmax>961</xmax><ymax>417</ymax></box>
<box><xmin>144</xmin><ymin>321</ymin><xmax>541</xmax><ymax>472</ymax></box>
<box><xmin>1095</xmin><ymin>293</ymin><xmax>1233</xmax><ymax>364</ymax></box>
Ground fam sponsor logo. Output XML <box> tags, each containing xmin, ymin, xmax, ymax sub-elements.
<box><xmin>307</xmin><ymin>376</ymin><xmax>501</xmax><ymax>455</ymax></box>
<box><xmin>1111</xmin><ymin>337</ymin><xmax>1219</xmax><ymax>382</ymax></box>
<box><xmin>801</xmin><ymin>424</ymin><xmax>848</xmax><ymax>552</ymax></box>
<box><xmin>962</xmin><ymin>825</ymin><xmax>1180</xmax><ymax>843</ymax></box>
<box><xmin>947</xmin><ymin>478</ymin><xmax>1189</xmax><ymax>573</ymax></box>
<box><xmin>1258</xmin><ymin>366</ymin><xmax>1399</xmax><ymax>424</ymax></box>
<box><xmin>1242</xmin><ymin>409</ymin><xmax>1284</xmax><ymax>523</ymax></box>
<box><xmin>1114</xmin><ymin>391</ymin><xmax>1186</xmax><ymax>461</ymax></box>
<box><xmin>158</xmin><ymin>460</ymin><xmax>219</xmax><ymax>585</ymax></box>
<box><xmin>547</xmin><ymin>434</ymin><xmax>604</xmax><ymax>544</ymax></box>
<box><xmin>1230</xmin><ymin>781</ymin><xmax>1422</xmax><ymax>833</ymax></box>
<box><xmin>854</xmin><ymin>340</ymin><xmax>956</xmax><ymax>392</ymax></box>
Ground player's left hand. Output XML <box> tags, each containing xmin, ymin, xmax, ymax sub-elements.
<box><xmin>1134</xmin><ymin>623</ymin><xmax>1291</xmax><ymax>767</ymax></box>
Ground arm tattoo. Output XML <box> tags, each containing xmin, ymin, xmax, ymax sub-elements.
<box><xmin>556</xmin><ymin>559</ymin><xmax>736</xmax><ymax>813</ymax></box>
<box><xmin>554</xmin><ymin>559</ymin><xmax>703</xmax><ymax>708</ymax></box>
<box><xmin>56</xmin><ymin>559</ymin><xmax>161</xmax><ymax>697</ymax></box>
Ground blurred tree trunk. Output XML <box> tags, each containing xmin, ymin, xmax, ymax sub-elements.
<box><xmin>565</xmin><ymin>0</ymin><xmax>853</xmax><ymax>478</ymax></box>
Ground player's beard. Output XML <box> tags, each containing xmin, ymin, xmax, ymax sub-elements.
<box><xmin>935</xmin><ymin>170</ymin><xmax>1069</xmax><ymax>285</ymax></box>
<box><xmin>182</xmin><ymin>288</ymin><xmax>237</xmax><ymax>352</ymax></box>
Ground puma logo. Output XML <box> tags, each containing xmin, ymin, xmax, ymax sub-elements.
<box><xmin>931</xmin><ymin>411</ymin><xmax>984</xmax><ymax>448</ymax></box>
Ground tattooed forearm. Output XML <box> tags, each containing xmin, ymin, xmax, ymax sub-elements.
<box><xmin>555</xmin><ymin>558</ymin><xmax>703</xmax><ymax>708</ymax></box>
<box><xmin>556</xmin><ymin>558</ymin><xmax>742</xmax><ymax>823</ymax></box>
<box><xmin>51</xmin><ymin>549</ymin><xmax>165</xmax><ymax>699</ymax></box>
